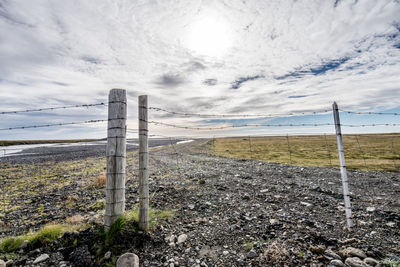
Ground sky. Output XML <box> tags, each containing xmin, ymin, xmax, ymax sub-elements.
<box><xmin>0</xmin><ymin>0</ymin><xmax>400</xmax><ymax>139</ymax></box>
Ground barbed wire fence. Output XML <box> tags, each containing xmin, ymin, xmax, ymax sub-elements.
<box><xmin>143</xmin><ymin>104</ymin><xmax>400</xmax><ymax>171</ymax></box>
<box><xmin>137</xmin><ymin>99</ymin><xmax>400</xmax><ymax>228</ymax></box>
<box><xmin>0</xmin><ymin>101</ymin><xmax>113</xmax><ymax>235</ymax></box>
<box><xmin>1</xmin><ymin>91</ymin><xmax>399</xmax><ymax>235</ymax></box>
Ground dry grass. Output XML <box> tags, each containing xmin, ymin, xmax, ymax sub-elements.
<box><xmin>214</xmin><ymin>133</ymin><xmax>400</xmax><ymax>172</ymax></box>
<box><xmin>262</xmin><ymin>241</ymin><xmax>291</xmax><ymax>265</ymax></box>
<box><xmin>87</xmin><ymin>174</ymin><xmax>106</xmax><ymax>189</ymax></box>
<box><xmin>65</xmin><ymin>214</ymin><xmax>86</xmax><ymax>224</ymax></box>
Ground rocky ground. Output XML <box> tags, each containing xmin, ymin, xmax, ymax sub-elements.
<box><xmin>0</xmin><ymin>140</ymin><xmax>399</xmax><ymax>266</ymax></box>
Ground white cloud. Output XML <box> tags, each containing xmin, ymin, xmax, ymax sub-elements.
<box><xmin>0</xmin><ymin>0</ymin><xmax>399</xmax><ymax>138</ymax></box>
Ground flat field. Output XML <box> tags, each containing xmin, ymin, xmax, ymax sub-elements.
<box><xmin>213</xmin><ymin>133</ymin><xmax>400</xmax><ymax>172</ymax></box>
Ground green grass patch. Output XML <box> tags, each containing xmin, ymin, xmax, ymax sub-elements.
<box><xmin>124</xmin><ymin>207</ymin><xmax>174</xmax><ymax>228</ymax></box>
<box><xmin>0</xmin><ymin>224</ymin><xmax>83</xmax><ymax>253</ymax></box>
<box><xmin>245</xmin><ymin>241</ymin><xmax>254</xmax><ymax>251</ymax></box>
<box><xmin>214</xmin><ymin>133</ymin><xmax>400</xmax><ymax>172</ymax></box>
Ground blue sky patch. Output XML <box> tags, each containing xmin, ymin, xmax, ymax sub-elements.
<box><xmin>276</xmin><ymin>57</ymin><xmax>350</xmax><ymax>80</ymax></box>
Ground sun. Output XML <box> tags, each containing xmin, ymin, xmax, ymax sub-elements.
<box><xmin>183</xmin><ymin>13</ymin><xmax>233</xmax><ymax>58</ymax></box>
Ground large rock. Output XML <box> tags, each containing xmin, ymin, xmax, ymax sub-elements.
<box><xmin>329</xmin><ymin>259</ymin><xmax>344</xmax><ymax>267</ymax></box>
<box><xmin>363</xmin><ymin>257</ymin><xmax>379</xmax><ymax>266</ymax></box>
<box><xmin>325</xmin><ymin>249</ymin><xmax>342</xmax><ymax>260</ymax></box>
<box><xmin>340</xmin><ymin>247</ymin><xmax>367</xmax><ymax>259</ymax></box>
<box><xmin>33</xmin><ymin>254</ymin><xmax>50</xmax><ymax>264</ymax></box>
<box><xmin>309</xmin><ymin>245</ymin><xmax>325</xmax><ymax>254</ymax></box>
<box><xmin>345</xmin><ymin>257</ymin><xmax>369</xmax><ymax>267</ymax></box>
<box><xmin>116</xmin><ymin>253</ymin><xmax>139</xmax><ymax>267</ymax></box>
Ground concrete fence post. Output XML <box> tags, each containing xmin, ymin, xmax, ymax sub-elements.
<box><xmin>138</xmin><ymin>95</ymin><xmax>149</xmax><ymax>231</ymax></box>
<box><xmin>333</xmin><ymin>102</ymin><xmax>353</xmax><ymax>228</ymax></box>
<box><xmin>105</xmin><ymin>89</ymin><xmax>127</xmax><ymax>229</ymax></box>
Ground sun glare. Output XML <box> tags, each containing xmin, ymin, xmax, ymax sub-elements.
<box><xmin>183</xmin><ymin>14</ymin><xmax>232</xmax><ymax>58</ymax></box>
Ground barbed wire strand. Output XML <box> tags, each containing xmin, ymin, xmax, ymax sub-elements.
<box><xmin>148</xmin><ymin>120</ymin><xmax>334</xmax><ymax>130</ymax></box>
<box><xmin>147</xmin><ymin>120</ymin><xmax>400</xmax><ymax>131</ymax></box>
<box><xmin>339</xmin><ymin>109</ymin><xmax>400</xmax><ymax>116</ymax></box>
<box><xmin>149</xmin><ymin>106</ymin><xmax>332</xmax><ymax>118</ymax></box>
<box><xmin>0</xmin><ymin>102</ymin><xmax>108</xmax><ymax>115</ymax></box>
<box><xmin>0</xmin><ymin>119</ymin><xmax>107</xmax><ymax>131</ymax></box>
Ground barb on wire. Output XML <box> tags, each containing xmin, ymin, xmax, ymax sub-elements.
<box><xmin>0</xmin><ymin>102</ymin><xmax>107</xmax><ymax>115</ymax></box>
<box><xmin>0</xmin><ymin>119</ymin><xmax>107</xmax><ymax>131</ymax></box>
<box><xmin>339</xmin><ymin>109</ymin><xmax>400</xmax><ymax>116</ymax></box>
<box><xmin>148</xmin><ymin>120</ymin><xmax>333</xmax><ymax>130</ymax></box>
<box><xmin>149</xmin><ymin>106</ymin><xmax>331</xmax><ymax>118</ymax></box>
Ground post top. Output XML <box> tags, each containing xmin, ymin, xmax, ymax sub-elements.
<box><xmin>109</xmin><ymin>89</ymin><xmax>127</xmax><ymax>102</ymax></box>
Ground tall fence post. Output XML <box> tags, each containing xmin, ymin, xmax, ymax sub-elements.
<box><xmin>286</xmin><ymin>134</ymin><xmax>292</xmax><ymax>165</ymax></box>
<box><xmin>105</xmin><ymin>89</ymin><xmax>127</xmax><ymax>229</ymax></box>
<box><xmin>333</xmin><ymin>102</ymin><xmax>353</xmax><ymax>228</ymax></box>
<box><xmin>248</xmin><ymin>136</ymin><xmax>253</xmax><ymax>160</ymax></box>
<box><xmin>138</xmin><ymin>95</ymin><xmax>149</xmax><ymax>231</ymax></box>
<box><xmin>324</xmin><ymin>133</ymin><xmax>333</xmax><ymax>168</ymax></box>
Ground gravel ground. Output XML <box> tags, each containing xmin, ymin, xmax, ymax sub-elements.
<box><xmin>0</xmin><ymin>139</ymin><xmax>399</xmax><ymax>266</ymax></box>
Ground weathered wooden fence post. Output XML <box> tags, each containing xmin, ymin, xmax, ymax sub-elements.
<box><xmin>138</xmin><ymin>95</ymin><xmax>149</xmax><ymax>231</ymax></box>
<box><xmin>105</xmin><ymin>89</ymin><xmax>127</xmax><ymax>229</ymax></box>
<box><xmin>333</xmin><ymin>102</ymin><xmax>353</xmax><ymax>228</ymax></box>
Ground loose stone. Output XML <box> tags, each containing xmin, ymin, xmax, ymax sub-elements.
<box><xmin>345</xmin><ymin>257</ymin><xmax>369</xmax><ymax>267</ymax></box>
<box><xmin>116</xmin><ymin>253</ymin><xmax>139</xmax><ymax>267</ymax></box>
<box><xmin>33</xmin><ymin>254</ymin><xmax>50</xmax><ymax>264</ymax></box>
<box><xmin>363</xmin><ymin>257</ymin><xmax>379</xmax><ymax>266</ymax></box>
<box><xmin>247</xmin><ymin>250</ymin><xmax>258</xmax><ymax>258</ymax></box>
<box><xmin>329</xmin><ymin>259</ymin><xmax>344</xmax><ymax>266</ymax></box>
<box><xmin>177</xmin><ymin>234</ymin><xmax>188</xmax><ymax>244</ymax></box>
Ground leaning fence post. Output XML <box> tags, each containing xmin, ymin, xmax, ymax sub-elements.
<box><xmin>105</xmin><ymin>89</ymin><xmax>127</xmax><ymax>229</ymax></box>
<box><xmin>138</xmin><ymin>95</ymin><xmax>149</xmax><ymax>231</ymax></box>
<box><xmin>333</xmin><ymin>102</ymin><xmax>353</xmax><ymax>228</ymax></box>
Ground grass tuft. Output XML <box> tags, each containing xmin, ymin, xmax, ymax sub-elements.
<box><xmin>87</xmin><ymin>174</ymin><xmax>106</xmax><ymax>189</ymax></box>
<box><xmin>105</xmin><ymin>217</ymin><xmax>125</xmax><ymax>247</ymax></box>
<box><xmin>125</xmin><ymin>207</ymin><xmax>174</xmax><ymax>228</ymax></box>
<box><xmin>0</xmin><ymin>224</ymin><xmax>82</xmax><ymax>253</ymax></box>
